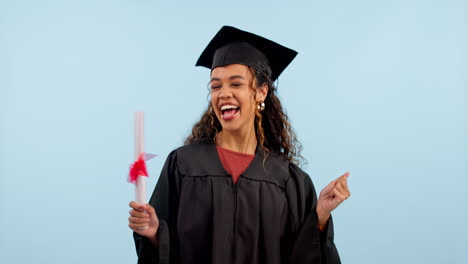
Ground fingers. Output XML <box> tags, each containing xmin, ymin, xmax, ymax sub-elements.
<box><xmin>333</xmin><ymin>173</ymin><xmax>351</xmax><ymax>201</ymax></box>
<box><xmin>317</xmin><ymin>172</ymin><xmax>351</xmax><ymax>216</ymax></box>
<box><xmin>128</xmin><ymin>222</ymin><xmax>149</xmax><ymax>230</ymax></box>
<box><xmin>334</xmin><ymin>178</ymin><xmax>346</xmax><ymax>193</ymax></box>
<box><xmin>127</xmin><ymin>202</ymin><xmax>160</xmax><ymax>240</ymax></box>
<box><xmin>320</xmin><ymin>172</ymin><xmax>348</xmax><ymax>196</ymax></box>
<box><xmin>145</xmin><ymin>204</ymin><xmax>158</xmax><ymax>220</ymax></box>
<box><xmin>129</xmin><ymin>209</ymin><xmax>149</xmax><ymax>218</ymax></box>
<box><xmin>128</xmin><ymin>202</ymin><xmax>158</xmax><ymax>221</ymax></box>
<box><xmin>128</xmin><ymin>202</ymin><xmax>150</xmax><ymax>231</ymax></box>
<box><xmin>341</xmin><ymin>171</ymin><xmax>349</xmax><ymax>179</ymax></box>
<box><xmin>129</xmin><ymin>201</ymin><xmax>146</xmax><ymax>211</ymax></box>
<box><xmin>334</xmin><ymin>172</ymin><xmax>349</xmax><ymax>185</ymax></box>
<box><xmin>129</xmin><ymin>215</ymin><xmax>149</xmax><ymax>224</ymax></box>
<box><xmin>332</xmin><ymin>188</ymin><xmax>349</xmax><ymax>203</ymax></box>
<box><xmin>129</xmin><ymin>216</ymin><xmax>150</xmax><ymax>231</ymax></box>
<box><xmin>320</xmin><ymin>180</ymin><xmax>336</xmax><ymax>197</ymax></box>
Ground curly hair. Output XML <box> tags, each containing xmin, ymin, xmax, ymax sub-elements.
<box><xmin>184</xmin><ymin>66</ymin><xmax>303</xmax><ymax>165</ymax></box>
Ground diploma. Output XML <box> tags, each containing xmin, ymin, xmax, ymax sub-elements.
<box><xmin>134</xmin><ymin>111</ymin><xmax>147</xmax><ymax>205</ymax></box>
<box><xmin>129</xmin><ymin>112</ymin><xmax>156</xmax><ymax>204</ymax></box>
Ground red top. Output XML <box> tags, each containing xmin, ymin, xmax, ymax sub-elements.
<box><xmin>216</xmin><ymin>146</ymin><xmax>255</xmax><ymax>184</ymax></box>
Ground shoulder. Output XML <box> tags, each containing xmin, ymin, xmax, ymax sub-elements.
<box><xmin>287</xmin><ymin>160</ymin><xmax>315</xmax><ymax>193</ymax></box>
<box><xmin>170</xmin><ymin>143</ymin><xmax>217</xmax><ymax>165</ymax></box>
<box><xmin>173</xmin><ymin>143</ymin><xmax>214</xmax><ymax>156</ymax></box>
<box><xmin>167</xmin><ymin>143</ymin><xmax>225</xmax><ymax>176</ymax></box>
<box><xmin>263</xmin><ymin>150</ymin><xmax>290</xmax><ymax>178</ymax></box>
<box><xmin>288</xmin><ymin>162</ymin><xmax>309</xmax><ymax>180</ymax></box>
<box><xmin>243</xmin><ymin>150</ymin><xmax>307</xmax><ymax>188</ymax></box>
<box><xmin>265</xmin><ymin>151</ymin><xmax>311</xmax><ymax>183</ymax></box>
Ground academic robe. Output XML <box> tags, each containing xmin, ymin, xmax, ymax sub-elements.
<box><xmin>134</xmin><ymin>143</ymin><xmax>341</xmax><ymax>264</ymax></box>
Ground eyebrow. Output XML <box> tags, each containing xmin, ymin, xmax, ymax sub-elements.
<box><xmin>210</xmin><ymin>75</ymin><xmax>246</xmax><ymax>83</ymax></box>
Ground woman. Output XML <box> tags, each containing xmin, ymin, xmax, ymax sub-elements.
<box><xmin>128</xmin><ymin>26</ymin><xmax>350</xmax><ymax>264</ymax></box>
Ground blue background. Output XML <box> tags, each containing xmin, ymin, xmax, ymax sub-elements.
<box><xmin>1</xmin><ymin>0</ymin><xmax>466</xmax><ymax>263</ymax></box>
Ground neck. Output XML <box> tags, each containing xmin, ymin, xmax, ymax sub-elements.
<box><xmin>216</xmin><ymin>126</ymin><xmax>257</xmax><ymax>155</ymax></box>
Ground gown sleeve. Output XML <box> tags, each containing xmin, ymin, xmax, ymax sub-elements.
<box><xmin>133</xmin><ymin>150</ymin><xmax>181</xmax><ymax>264</ymax></box>
<box><xmin>286</xmin><ymin>163</ymin><xmax>341</xmax><ymax>264</ymax></box>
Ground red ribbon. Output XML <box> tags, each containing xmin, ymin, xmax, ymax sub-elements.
<box><xmin>129</xmin><ymin>153</ymin><xmax>148</xmax><ymax>183</ymax></box>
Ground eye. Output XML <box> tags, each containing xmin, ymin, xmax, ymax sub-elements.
<box><xmin>231</xmin><ymin>82</ymin><xmax>243</xmax><ymax>87</ymax></box>
<box><xmin>210</xmin><ymin>84</ymin><xmax>221</xmax><ymax>90</ymax></box>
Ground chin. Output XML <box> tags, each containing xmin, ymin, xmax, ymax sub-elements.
<box><xmin>220</xmin><ymin>124</ymin><xmax>242</xmax><ymax>132</ymax></box>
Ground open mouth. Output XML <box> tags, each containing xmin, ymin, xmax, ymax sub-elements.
<box><xmin>220</xmin><ymin>104</ymin><xmax>240</xmax><ymax>120</ymax></box>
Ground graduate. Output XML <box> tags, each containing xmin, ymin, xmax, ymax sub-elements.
<box><xmin>128</xmin><ymin>26</ymin><xmax>350</xmax><ymax>264</ymax></box>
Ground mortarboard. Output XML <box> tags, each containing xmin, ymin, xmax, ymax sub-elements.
<box><xmin>196</xmin><ymin>26</ymin><xmax>298</xmax><ymax>81</ymax></box>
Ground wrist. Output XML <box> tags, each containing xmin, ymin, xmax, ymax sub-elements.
<box><xmin>148</xmin><ymin>231</ymin><xmax>159</xmax><ymax>248</ymax></box>
<box><xmin>316</xmin><ymin>207</ymin><xmax>330</xmax><ymax>226</ymax></box>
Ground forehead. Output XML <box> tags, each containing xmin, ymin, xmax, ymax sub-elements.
<box><xmin>210</xmin><ymin>64</ymin><xmax>251</xmax><ymax>80</ymax></box>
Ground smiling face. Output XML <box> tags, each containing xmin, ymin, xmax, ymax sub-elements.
<box><xmin>210</xmin><ymin>64</ymin><xmax>267</xmax><ymax>134</ymax></box>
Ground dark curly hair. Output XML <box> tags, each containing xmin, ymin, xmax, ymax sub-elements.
<box><xmin>184</xmin><ymin>66</ymin><xmax>303</xmax><ymax>165</ymax></box>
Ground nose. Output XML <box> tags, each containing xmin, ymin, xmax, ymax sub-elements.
<box><xmin>218</xmin><ymin>86</ymin><xmax>232</xmax><ymax>99</ymax></box>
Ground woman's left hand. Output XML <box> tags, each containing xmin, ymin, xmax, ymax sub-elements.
<box><xmin>316</xmin><ymin>172</ymin><xmax>351</xmax><ymax>226</ymax></box>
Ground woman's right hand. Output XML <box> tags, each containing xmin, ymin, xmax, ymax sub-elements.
<box><xmin>129</xmin><ymin>201</ymin><xmax>159</xmax><ymax>245</ymax></box>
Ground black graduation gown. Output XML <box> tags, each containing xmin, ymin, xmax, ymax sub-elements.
<box><xmin>134</xmin><ymin>143</ymin><xmax>341</xmax><ymax>264</ymax></box>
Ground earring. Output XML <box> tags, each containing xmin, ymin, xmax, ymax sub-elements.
<box><xmin>257</xmin><ymin>102</ymin><xmax>265</xmax><ymax>111</ymax></box>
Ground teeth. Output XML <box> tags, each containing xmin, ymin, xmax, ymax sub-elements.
<box><xmin>220</xmin><ymin>105</ymin><xmax>239</xmax><ymax>111</ymax></box>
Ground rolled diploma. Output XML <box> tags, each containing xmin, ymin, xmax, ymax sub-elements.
<box><xmin>135</xmin><ymin>111</ymin><xmax>147</xmax><ymax>205</ymax></box>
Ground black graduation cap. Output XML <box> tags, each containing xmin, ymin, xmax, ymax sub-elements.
<box><xmin>196</xmin><ymin>26</ymin><xmax>298</xmax><ymax>81</ymax></box>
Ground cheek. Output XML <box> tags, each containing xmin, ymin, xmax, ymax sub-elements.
<box><xmin>210</xmin><ymin>96</ymin><xmax>219</xmax><ymax>116</ymax></box>
<box><xmin>210</xmin><ymin>92</ymin><xmax>216</xmax><ymax>105</ymax></box>
<box><xmin>244</xmin><ymin>94</ymin><xmax>257</xmax><ymax>112</ymax></box>
<box><xmin>240</xmin><ymin>89</ymin><xmax>255</xmax><ymax>107</ymax></box>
